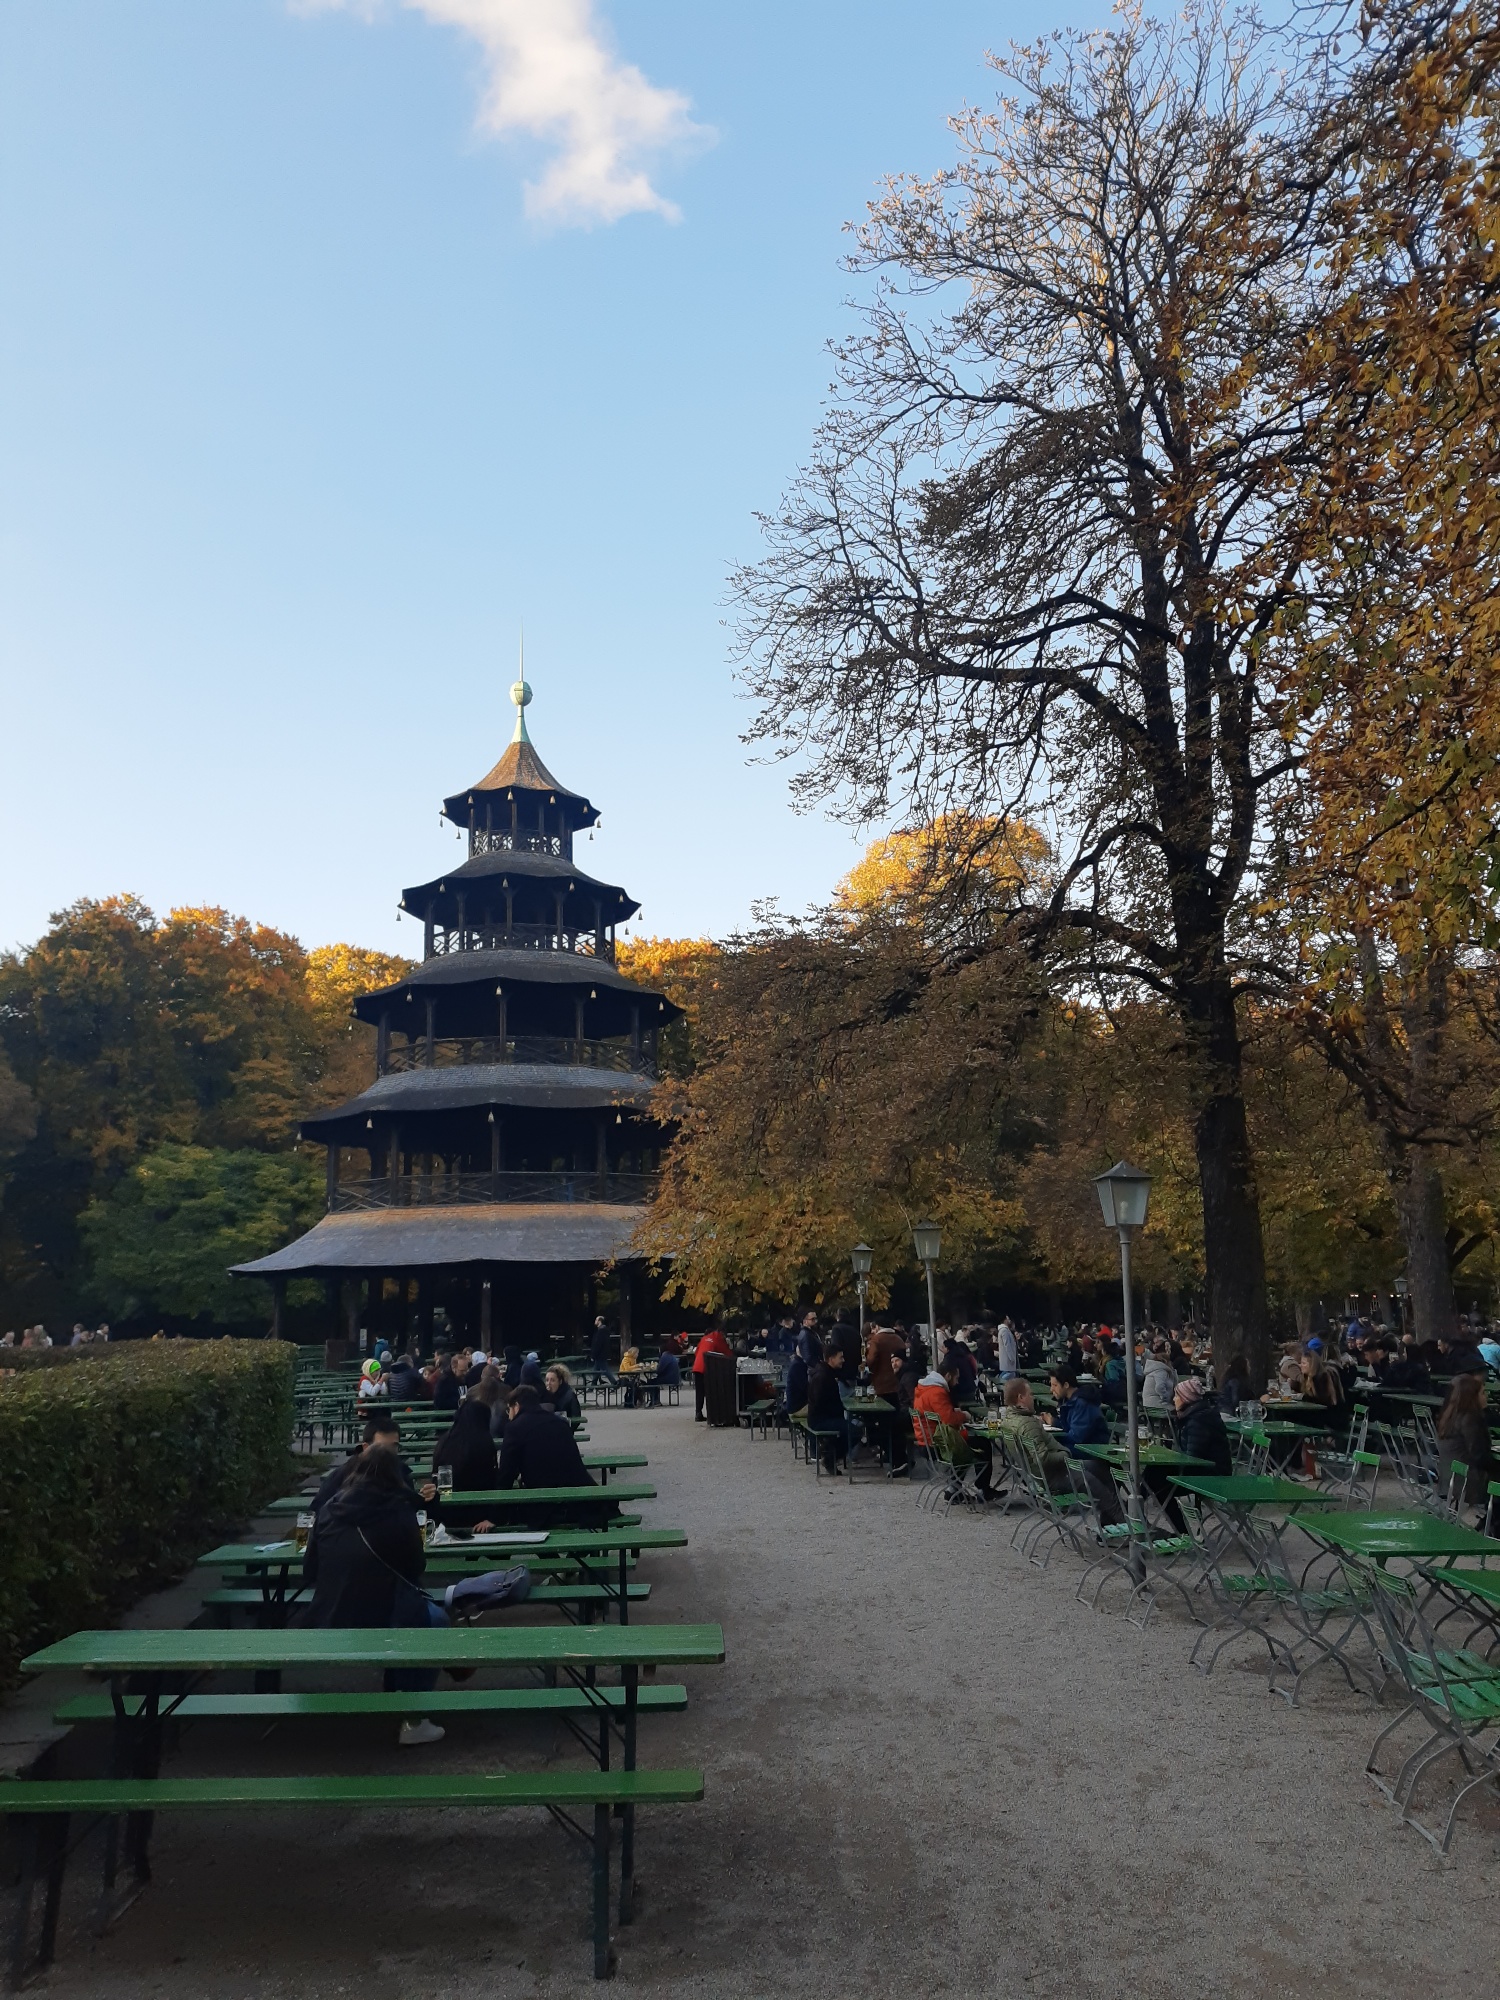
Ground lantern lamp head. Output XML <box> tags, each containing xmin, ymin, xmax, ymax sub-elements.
<box><xmin>1094</xmin><ymin>1160</ymin><xmax>1152</xmax><ymax>1233</ymax></box>
<box><xmin>912</xmin><ymin>1222</ymin><xmax>941</xmax><ymax>1266</ymax></box>
<box><xmin>850</xmin><ymin>1242</ymin><xmax>873</xmax><ymax>1278</ymax></box>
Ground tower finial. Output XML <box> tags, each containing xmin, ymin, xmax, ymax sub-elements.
<box><xmin>510</xmin><ymin>629</ymin><xmax>532</xmax><ymax>745</ymax></box>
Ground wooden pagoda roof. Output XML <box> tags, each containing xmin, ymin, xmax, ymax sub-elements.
<box><xmin>231</xmin><ymin>1202</ymin><xmax>649</xmax><ymax>1274</ymax></box>
<box><xmin>298</xmin><ymin>1063</ymin><xmax>658</xmax><ymax>1141</ymax></box>
<box><xmin>400</xmin><ymin>848</ymin><xmax>639</xmax><ymax>921</ymax></box>
<box><xmin>353</xmin><ymin>950</ymin><xmax>682</xmax><ymax>1025</ymax></box>
<box><xmin>442</xmin><ymin>738</ymin><xmax>598</xmax><ymax>830</ymax></box>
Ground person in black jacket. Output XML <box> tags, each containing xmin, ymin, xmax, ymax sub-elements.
<box><xmin>490</xmin><ymin>1386</ymin><xmax>598</xmax><ymax>1524</ymax></box>
<box><xmin>301</xmin><ymin>1445</ymin><xmax>448</xmax><ymax>1744</ymax></box>
<box><xmin>542</xmin><ymin>1364</ymin><xmax>582</xmax><ymax>1422</ymax></box>
<box><xmin>825</xmin><ymin>1320</ymin><xmax>862</xmax><ymax>1383</ymax></box>
<box><xmin>385</xmin><ymin>1352</ymin><xmax>427</xmax><ymax>1401</ymax></box>
<box><xmin>805</xmin><ymin>1341</ymin><xmax>853</xmax><ymax>1473</ymax></box>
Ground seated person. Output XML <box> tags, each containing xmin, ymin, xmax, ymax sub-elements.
<box><xmin>490</xmin><ymin>1385</ymin><xmax>598</xmax><ymax>1525</ymax></box>
<box><xmin>430</xmin><ymin>1373</ymin><xmax>501</xmax><ymax>1494</ymax></box>
<box><xmin>1047</xmin><ymin>1367</ymin><xmax>1121</xmax><ymax>1525</ymax></box>
<box><xmin>655</xmin><ymin>1348</ymin><xmax>682</xmax><ymax>1390</ymax></box>
<box><xmin>541</xmin><ymin>1363</ymin><xmax>582</xmax><ymax>1421</ymax></box>
<box><xmin>385</xmin><ymin>1350</ymin><xmax>428</xmax><ymax>1401</ymax></box>
<box><xmin>805</xmin><ymin>1340</ymin><xmax>855</xmax><ymax>1473</ymax></box>
<box><xmin>913</xmin><ymin>1359</ymin><xmax>994</xmax><ymax>1499</ymax></box>
<box><xmin>1140</xmin><ymin>1342</ymin><xmax>1177</xmax><ymax>1411</ymax></box>
<box><xmin>357</xmin><ymin>1359</ymin><xmax>388</xmax><ymax>1402</ymax></box>
<box><xmin>312</xmin><ymin>1413</ymin><xmax>409</xmax><ymax>1514</ymax></box>
<box><xmin>997</xmin><ymin>1377</ymin><xmax>1073</xmax><ymax>1494</ymax></box>
<box><xmin>618</xmin><ymin>1345</ymin><xmax>656</xmax><ymax>1407</ymax></box>
<box><xmin>302</xmin><ymin>1444</ymin><xmax>448</xmax><ymax>1746</ymax></box>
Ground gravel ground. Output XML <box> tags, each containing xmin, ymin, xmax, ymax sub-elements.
<box><xmin>9</xmin><ymin>1399</ymin><xmax>1495</xmax><ymax>1999</ymax></box>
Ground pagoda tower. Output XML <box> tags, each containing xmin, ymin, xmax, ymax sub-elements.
<box><xmin>233</xmin><ymin>675</ymin><xmax>680</xmax><ymax>1350</ymax></box>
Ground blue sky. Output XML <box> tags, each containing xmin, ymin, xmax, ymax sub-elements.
<box><xmin>1</xmin><ymin>0</ymin><xmax>1102</xmax><ymax>959</ymax></box>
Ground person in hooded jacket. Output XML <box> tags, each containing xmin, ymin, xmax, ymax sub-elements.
<box><xmin>1140</xmin><ymin>1342</ymin><xmax>1177</xmax><ymax>1410</ymax></box>
<box><xmin>301</xmin><ymin>1444</ymin><xmax>449</xmax><ymax>1745</ymax></box>
<box><xmin>431</xmin><ymin>1375</ymin><xmax>500</xmax><ymax>1492</ymax></box>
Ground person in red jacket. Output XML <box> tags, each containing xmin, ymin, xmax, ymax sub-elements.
<box><xmin>912</xmin><ymin>1358</ymin><xmax>994</xmax><ymax>1499</ymax></box>
<box><xmin>691</xmin><ymin>1326</ymin><xmax>733</xmax><ymax>1423</ymax></box>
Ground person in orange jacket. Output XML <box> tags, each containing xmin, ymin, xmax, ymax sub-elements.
<box><xmin>912</xmin><ymin>1357</ymin><xmax>994</xmax><ymax>1499</ymax></box>
<box><xmin>691</xmin><ymin>1326</ymin><xmax>733</xmax><ymax>1423</ymax></box>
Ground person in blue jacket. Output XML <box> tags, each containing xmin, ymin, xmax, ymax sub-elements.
<box><xmin>1048</xmin><ymin>1366</ymin><xmax>1121</xmax><ymax>1524</ymax></box>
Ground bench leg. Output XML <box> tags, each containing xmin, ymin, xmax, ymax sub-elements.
<box><xmin>591</xmin><ymin>1803</ymin><xmax>614</xmax><ymax>1979</ymax></box>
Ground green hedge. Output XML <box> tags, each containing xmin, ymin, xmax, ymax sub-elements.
<box><xmin>0</xmin><ymin>1339</ymin><xmax>295</xmax><ymax>1688</ymax></box>
<box><xmin>0</xmin><ymin>1346</ymin><xmax>102</xmax><ymax>1373</ymax></box>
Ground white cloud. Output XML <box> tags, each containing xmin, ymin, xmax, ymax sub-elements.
<box><xmin>304</xmin><ymin>0</ymin><xmax>710</xmax><ymax>226</ymax></box>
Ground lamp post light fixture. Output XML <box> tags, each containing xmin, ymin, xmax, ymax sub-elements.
<box><xmin>1093</xmin><ymin>1161</ymin><xmax>1152</xmax><ymax>1579</ymax></box>
<box><xmin>851</xmin><ymin>1242</ymin><xmax>873</xmax><ymax>1341</ymax></box>
<box><xmin>912</xmin><ymin>1222</ymin><xmax>941</xmax><ymax>1359</ymax></box>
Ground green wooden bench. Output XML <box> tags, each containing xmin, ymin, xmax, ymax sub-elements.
<box><xmin>2</xmin><ymin>1768</ymin><xmax>701</xmax><ymax>1981</ymax></box>
<box><xmin>55</xmin><ymin>1684</ymin><xmax>688</xmax><ymax>1724</ymax></box>
<box><xmin>202</xmin><ymin>1581</ymin><xmax>652</xmax><ymax>1625</ymax></box>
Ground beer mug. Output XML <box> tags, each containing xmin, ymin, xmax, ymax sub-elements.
<box><xmin>293</xmin><ymin>1511</ymin><xmax>313</xmax><ymax>1554</ymax></box>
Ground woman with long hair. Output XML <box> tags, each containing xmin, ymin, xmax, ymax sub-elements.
<box><xmin>1436</xmin><ymin>1375</ymin><xmax>1500</xmax><ymax>1508</ymax></box>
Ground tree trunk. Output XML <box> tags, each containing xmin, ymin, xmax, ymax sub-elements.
<box><xmin>1392</xmin><ymin>1147</ymin><xmax>1455</xmax><ymax>1344</ymax></box>
<box><xmin>1183</xmin><ymin>973</ymin><xmax>1272</xmax><ymax>1392</ymax></box>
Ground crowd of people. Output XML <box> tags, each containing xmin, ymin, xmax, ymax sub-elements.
<box><xmin>750</xmin><ymin>1304</ymin><xmax>1500</xmax><ymax>1528</ymax></box>
<box><xmin>1</xmin><ymin>1321</ymin><xmax>110</xmax><ymax>1348</ymax></box>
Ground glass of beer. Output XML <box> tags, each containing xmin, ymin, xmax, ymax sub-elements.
<box><xmin>293</xmin><ymin>1511</ymin><xmax>313</xmax><ymax>1554</ymax></box>
<box><xmin>437</xmin><ymin>1465</ymin><xmax>455</xmax><ymax>1497</ymax></box>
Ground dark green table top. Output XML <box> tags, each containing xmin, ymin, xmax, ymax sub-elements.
<box><xmin>1169</xmin><ymin>1475</ymin><xmax>1322</xmax><ymax>1507</ymax></box>
<box><xmin>1354</xmin><ymin>1388</ymin><xmax>1445</xmax><ymax>1406</ymax></box>
<box><xmin>843</xmin><ymin>1397</ymin><xmax>894</xmax><ymax>1414</ymax></box>
<box><xmin>23</xmin><ymin>1622</ymin><xmax>726</xmax><ymax>1676</ymax></box>
<box><xmin>1075</xmin><ymin>1443</ymin><xmax>1212</xmax><ymax>1469</ymax></box>
<box><xmin>1302</xmin><ymin>1510</ymin><xmax>1499</xmax><ymax>1559</ymax></box>
<box><xmin>443</xmin><ymin>1483</ymin><xmax>654</xmax><ymax>1508</ymax></box>
<box><xmin>206</xmin><ymin>1527</ymin><xmax>688</xmax><ymax>1572</ymax></box>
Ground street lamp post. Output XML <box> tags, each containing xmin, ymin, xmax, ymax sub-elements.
<box><xmin>912</xmin><ymin>1222</ymin><xmax>941</xmax><ymax>1364</ymax></box>
<box><xmin>851</xmin><ymin>1242</ymin><xmax>873</xmax><ymax>1343</ymax></box>
<box><xmin>1093</xmin><ymin>1161</ymin><xmax>1153</xmax><ymax>1581</ymax></box>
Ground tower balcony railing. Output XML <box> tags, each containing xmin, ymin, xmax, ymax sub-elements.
<box><xmin>468</xmin><ymin>829</ymin><xmax>570</xmax><ymax>860</ymax></box>
<box><xmin>330</xmin><ymin>1169</ymin><xmax>658</xmax><ymax>1213</ymax></box>
<box><xmin>381</xmin><ymin>1035</ymin><xmax>656</xmax><ymax>1079</ymax></box>
<box><xmin>429</xmin><ymin>924</ymin><xmax>614</xmax><ymax>963</ymax></box>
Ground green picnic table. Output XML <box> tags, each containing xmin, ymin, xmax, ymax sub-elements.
<box><xmin>13</xmin><ymin>1621</ymin><xmax>724</xmax><ymax>1973</ymax></box>
<box><xmin>208</xmin><ymin>1526</ymin><xmax>687</xmax><ymax>1624</ymax></box>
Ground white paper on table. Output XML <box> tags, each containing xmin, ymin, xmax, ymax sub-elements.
<box><xmin>463</xmin><ymin>1531</ymin><xmax>548</xmax><ymax>1546</ymax></box>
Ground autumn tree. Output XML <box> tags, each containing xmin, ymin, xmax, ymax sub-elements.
<box><xmin>1271</xmin><ymin>0</ymin><xmax>1500</xmax><ymax>1338</ymax></box>
<box><xmin>732</xmin><ymin>5</ymin><xmax>1349</xmax><ymax>1387</ymax></box>
<box><xmin>0</xmin><ymin>899</ymin><xmax>412</xmax><ymax>1325</ymax></box>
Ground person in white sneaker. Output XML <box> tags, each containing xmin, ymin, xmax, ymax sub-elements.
<box><xmin>301</xmin><ymin>1444</ymin><xmax>450</xmax><ymax>1746</ymax></box>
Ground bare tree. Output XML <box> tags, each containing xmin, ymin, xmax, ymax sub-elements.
<box><xmin>733</xmin><ymin>4</ymin><xmax>1340</xmax><ymax>1385</ymax></box>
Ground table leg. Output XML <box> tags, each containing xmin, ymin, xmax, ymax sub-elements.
<box><xmin>619</xmin><ymin>1664</ymin><xmax>637</xmax><ymax>1924</ymax></box>
<box><xmin>618</xmin><ymin>1546</ymin><xmax>630</xmax><ymax>1626</ymax></box>
<box><xmin>591</xmin><ymin>1802</ymin><xmax>613</xmax><ymax>1979</ymax></box>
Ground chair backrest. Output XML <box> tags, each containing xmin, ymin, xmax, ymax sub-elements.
<box><xmin>1486</xmin><ymin>1480</ymin><xmax>1500</xmax><ymax>1540</ymax></box>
